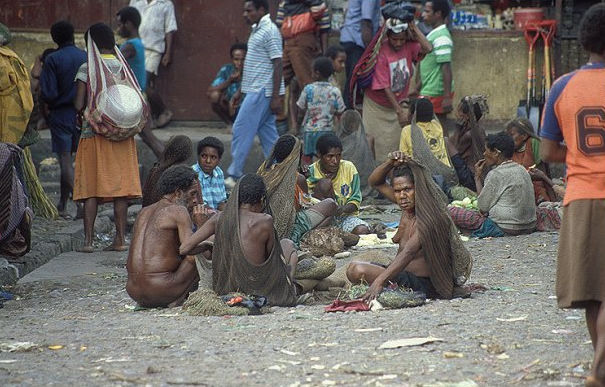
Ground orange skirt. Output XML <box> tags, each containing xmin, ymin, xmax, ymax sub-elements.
<box><xmin>73</xmin><ymin>135</ymin><xmax>141</xmax><ymax>203</ymax></box>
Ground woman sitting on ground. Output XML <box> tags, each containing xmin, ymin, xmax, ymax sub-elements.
<box><xmin>448</xmin><ymin>132</ymin><xmax>536</xmax><ymax>237</ymax></box>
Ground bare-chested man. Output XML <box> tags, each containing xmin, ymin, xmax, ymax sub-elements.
<box><xmin>347</xmin><ymin>151</ymin><xmax>470</xmax><ymax>301</ymax></box>
<box><xmin>127</xmin><ymin>165</ymin><xmax>210</xmax><ymax>308</ymax></box>
<box><xmin>181</xmin><ymin>174</ymin><xmax>298</xmax><ymax>306</ymax></box>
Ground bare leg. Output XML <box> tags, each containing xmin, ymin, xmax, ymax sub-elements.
<box><xmin>590</xmin><ymin>301</ymin><xmax>605</xmax><ymax>384</ymax></box>
<box><xmin>208</xmin><ymin>91</ymin><xmax>233</xmax><ymax>125</ymax></box>
<box><xmin>77</xmin><ymin>197</ymin><xmax>97</xmax><ymax>253</ymax></box>
<box><xmin>587</xmin><ymin>302</ymin><xmax>599</xmax><ymax>349</ymax></box>
<box><xmin>57</xmin><ymin>151</ymin><xmax>74</xmax><ymax>215</ymax></box>
<box><xmin>346</xmin><ymin>261</ymin><xmax>386</xmax><ymax>284</ymax></box>
<box><xmin>104</xmin><ymin>197</ymin><xmax>129</xmax><ymax>251</ymax></box>
<box><xmin>308</xmin><ymin>198</ymin><xmax>337</xmax><ymax>229</ymax></box>
<box><xmin>146</xmin><ymin>71</ymin><xmax>171</xmax><ymax>127</ymax></box>
<box><xmin>280</xmin><ymin>238</ymin><xmax>298</xmax><ymax>280</ymax></box>
<box><xmin>366</xmin><ymin>134</ymin><xmax>376</xmax><ymax>160</ymax></box>
<box><xmin>288</xmin><ymin>79</ymin><xmax>301</xmax><ymax>132</ymax></box>
<box><xmin>138</xmin><ymin>120</ymin><xmax>165</xmax><ymax>159</ymax></box>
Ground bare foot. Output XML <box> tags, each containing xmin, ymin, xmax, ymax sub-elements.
<box><xmin>155</xmin><ymin>110</ymin><xmax>173</xmax><ymax>128</ymax></box>
<box><xmin>586</xmin><ymin>376</ymin><xmax>605</xmax><ymax>387</ymax></box>
<box><xmin>76</xmin><ymin>245</ymin><xmax>94</xmax><ymax>253</ymax></box>
<box><xmin>103</xmin><ymin>244</ymin><xmax>129</xmax><ymax>252</ymax></box>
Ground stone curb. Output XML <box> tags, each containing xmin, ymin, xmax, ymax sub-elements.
<box><xmin>0</xmin><ymin>215</ymin><xmax>113</xmax><ymax>287</ymax></box>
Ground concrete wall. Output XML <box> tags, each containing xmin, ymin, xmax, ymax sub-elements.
<box><xmin>451</xmin><ymin>30</ymin><xmax>529</xmax><ymax>121</ymax></box>
<box><xmin>7</xmin><ymin>32</ymin><xmax>80</xmax><ymax>70</ymax></box>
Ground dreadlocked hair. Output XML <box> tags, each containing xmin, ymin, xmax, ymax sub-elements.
<box><xmin>238</xmin><ymin>174</ymin><xmax>266</xmax><ymax>205</ymax></box>
<box><xmin>405</xmin><ymin>159</ymin><xmax>454</xmax><ymax>299</ymax></box>
<box><xmin>161</xmin><ymin>135</ymin><xmax>193</xmax><ymax>169</ymax></box>
<box><xmin>459</xmin><ymin>97</ymin><xmax>486</xmax><ymax>167</ymax></box>
<box><xmin>267</xmin><ymin>134</ymin><xmax>297</xmax><ymax>167</ymax></box>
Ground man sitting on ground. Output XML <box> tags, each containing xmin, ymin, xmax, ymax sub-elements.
<box><xmin>207</xmin><ymin>43</ymin><xmax>247</xmax><ymax>126</ymax></box>
<box><xmin>307</xmin><ymin>133</ymin><xmax>370</xmax><ymax>235</ymax></box>
<box><xmin>127</xmin><ymin>165</ymin><xmax>207</xmax><ymax>308</ymax></box>
<box><xmin>181</xmin><ymin>174</ymin><xmax>299</xmax><ymax>306</ymax></box>
<box><xmin>347</xmin><ymin>151</ymin><xmax>472</xmax><ymax>300</ymax></box>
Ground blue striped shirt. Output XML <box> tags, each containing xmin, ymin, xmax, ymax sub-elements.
<box><xmin>192</xmin><ymin>164</ymin><xmax>227</xmax><ymax>210</ymax></box>
<box><xmin>242</xmin><ymin>13</ymin><xmax>285</xmax><ymax>97</ymax></box>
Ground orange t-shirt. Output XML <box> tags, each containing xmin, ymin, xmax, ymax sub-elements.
<box><xmin>540</xmin><ymin>63</ymin><xmax>605</xmax><ymax>205</ymax></box>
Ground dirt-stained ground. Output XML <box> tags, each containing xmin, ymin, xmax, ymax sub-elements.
<box><xmin>0</xmin><ymin>228</ymin><xmax>592</xmax><ymax>387</ymax></box>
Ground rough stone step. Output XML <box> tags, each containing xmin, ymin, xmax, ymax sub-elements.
<box><xmin>0</xmin><ymin>215</ymin><xmax>113</xmax><ymax>286</ymax></box>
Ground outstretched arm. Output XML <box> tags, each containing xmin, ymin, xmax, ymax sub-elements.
<box><xmin>179</xmin><ymin>214</ymin><xmax>219</xmax><ymax>255</ymax></box>
<box><xmin>363</xmin><ymin>229</ymin><xmax>421</xmax><ymax>301</ymax></box>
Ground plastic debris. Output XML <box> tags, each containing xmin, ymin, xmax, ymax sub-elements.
<box><xmin>379</xmin><ymin>337</ymin><xmax>444</xmax><ymax>349</ymax></box>
<box><xmin>443</xmin><ymin>351</ymin><xmax>464</xmax><ymax>358</ymax></box>
<box><xmin>0</xmin><ymin>341</ymin><xmax>38</xmax><ymax>353</ymax></box>
<box><xmin>496</xmin><ymin>315</ymin><xmax>528</xmax><ymax>322</ymax></box>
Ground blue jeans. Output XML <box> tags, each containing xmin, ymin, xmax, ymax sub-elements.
<box><xmin>227</xmin><ymin>89</ymin><xmax>278</xmax><ymax>178</ymax></box>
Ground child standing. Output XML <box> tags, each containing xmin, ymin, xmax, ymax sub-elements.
<box><xmin>192</xmin><ymin>136</ymin><xmax>227</xmax><ymax>211</ymax></box>
<box><xmin>116</xmin><ymin>6</ymin><xmax>164</xmax><ymax>159</ymax></box>
<box><xmin>296</xmin><ymin>56</ymin><xmax>345</xmax><ymax>163</ymax></box>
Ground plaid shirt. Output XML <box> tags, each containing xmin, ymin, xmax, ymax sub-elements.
<box><xmin>192</xmin><ymin>163</ymin><xmax>227</xmax><ymax>210</ymax></box>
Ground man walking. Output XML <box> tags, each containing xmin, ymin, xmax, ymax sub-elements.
<box><xmin>225</xmin><ymin>0</ymin><xmax>284</xmax><ymax>187</ymax></box>
<box><xmin>130</xmin><ymin>0</ymin><xmax>177</xmax><ymax>128</ymax></box>
<box><xmin>339</xmin><ymin>0</ymin><xmax>380</xmax><ymax>107</ymax></box>
<box><xmin>540</xmin><ymin>4</ymin><xmax>605</xmax><ymax>386</ymax></box>
<box><xmin>39</xmin><ymin>21</ymin><xmax>86</xmax><ymax>217</ymax></box>
<box><xmin>418</xmin><ymin>0</ymin><xmax>454</xmax><ymax>137</ymax></box>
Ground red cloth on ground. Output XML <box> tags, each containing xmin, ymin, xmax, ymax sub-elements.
<box><xmin>324</xmin><ymin>299</ymin><xmax>370</xmax><ymax>312</ymax></box>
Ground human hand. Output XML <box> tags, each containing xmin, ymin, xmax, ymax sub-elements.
<box><xmin>229</xmin><ymin>69</ymin><xmax>241</xmax><ymax>82</ymax></box>
<box><xmin>270</xmin><ymin>96</ymin><xmax>283</xmax><ymax>115</ymax></box>
<box><xmin>161</xmin><ymin>53</ymin><xmax>172</xmax><ymax>67</ymax></box>
<box><xmin>408</xmin><ymin>86</ymin><xmax>420</xmax><ymax>99</ymax></box>
<box><xmin>388</xmin><ymin>151</ymin><xmax>409</xmax><ymax>166</ymax></box>
<box><xmin>528</xmin><ymin>167</ymin><xmax>547</xmax><ymax>181</ymax></box>
<box><xmin>441</xmin><ymin>96</ymin><xmax>453</xmax><ymax>113</ymax></box>
<box><xmin>229</xmin><ymin>91</ymin><xmax>242</xmax><ymax>115</ymax></box>
<box><xmin>407</xmin><ymin>22</ymin><xmax>421</xmax><ymax>40</ymax></box>
<box><xmin>396</xmin><ymin>109</ymin><xmax>407</xmax><ymax>126</ymax></box>
<box><xmin>192</xmin><ymin>204</ymin><xmax>210</xmax><ymax>227</ymax></box>
<box><xmin>475</xmin><ymin>159</ymin><xmax>486</xmax><ymax>176</ymax></box>
<box><xmin>362</xmin><ymin>280</ymin><xmax>384</xmax><ymax>303</ymax></box>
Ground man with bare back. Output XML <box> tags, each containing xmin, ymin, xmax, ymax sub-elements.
<box><xmin>181</xmin><ymin>174</ymin><xmax>298</xmax><ymax>307</ymax></box>
<box><xmin>347</xmin><ymin>151</ymin><xmax>472</xmax><ymax>301</ymax></box>
<box><xmin>126</xmin><ymin>165</ymin><xmax>210</xmax><ymax>308</ymax></box>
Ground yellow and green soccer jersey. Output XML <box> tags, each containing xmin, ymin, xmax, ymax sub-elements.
<box><xmin>307</xmin><ymin>160</ymin><xmax>362</xmax><ymax>215</ymax></box>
